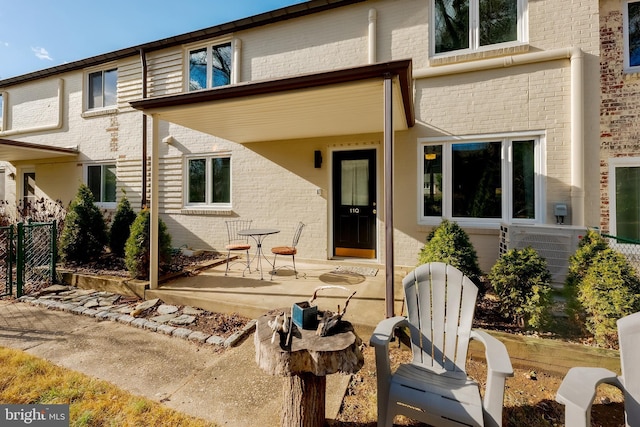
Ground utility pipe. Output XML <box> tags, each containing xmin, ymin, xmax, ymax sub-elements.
<box><xmin>233</xmin><ymin>39</ymin><xmax>242</xmax><ymax>85</ymax></box>
<box><xmin>368</xmin><ymin>9</ymin><xmax>377</xmax><ymax>64</ymax></box>
<box><xmin>414</xmin><ymin>47</ymin><xmax>585</xmax><ymax>225</ymax></box>
<box><xmin>0</xmin><ymin>79</ymin><xmax>64</xmax><ymax>137</ymax></box>
<box><xmin>384</xmin><ymin>74</ymin><xmax>395</xmax><ymax>318</ymax></box>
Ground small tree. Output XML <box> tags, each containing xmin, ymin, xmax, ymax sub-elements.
<box><xmin>125</xmin><ymin>209</ymin><xmax>172</xmax><ymax>279</ymax></box>
<box><xmin>418</xmin><ymin>219</ymin><xmax>482</xmax><ymax>284</ymax></box>
<box><xmin>109</xmin><ymin>195</ymin><xmax>136</xmax><ymax>257</ymax></box>
<box><xmin>578</xmin><ymin>248</ymin><xmax>640</xmax><ymax>347</ymax></box>
<box><xmin>59</xmin><ymin>184</ymin><xmax>107</xmax><ymax>263</ymax></box>
<box><xmin>489</xmin><ymin>246</ymin><xmax>553</xmax><ymax>330</ymax></box>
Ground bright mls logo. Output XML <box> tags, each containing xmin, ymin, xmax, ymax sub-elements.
<box><xmin>0</xmin><ymin>404</ymin><xmax>69</xmax><ymax>426</ymax></box>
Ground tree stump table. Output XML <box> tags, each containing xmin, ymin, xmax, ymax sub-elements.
<box><xmin>254</xmin><ymin>312</ymin><xmax>364</xmax><ymax>427</ymax></box>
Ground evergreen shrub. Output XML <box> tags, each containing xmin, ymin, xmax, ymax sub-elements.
<box><xmin>109</xmin><ymin>195</ymin><xmax>136</xmax><ymax>257</ymax></box>
<box><xmin>125</xmin><ymin>209</ymin><xmax>172</xmax><ymax>279</ymax></box>
<box><xmin>488</xmin><ymin>246</ymin><xmax>553</xmax><ymax>330</ymax></box>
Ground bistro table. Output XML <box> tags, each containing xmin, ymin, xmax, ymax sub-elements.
<box><xmin>237</xmin><ymin>228</ymin><xmax>280</xmax><ymax>280</ymax></box>
<box><xmin>254</xmin><ymin>311</ymin><xmax>364</xmax><ymax>427</ymax></box>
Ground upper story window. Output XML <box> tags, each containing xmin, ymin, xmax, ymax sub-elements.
<box><xmin>432</xmin><ymin>0</ymin><xmax>526</xmax><ymax>56</ymax></box>
<box><xmin>420</xmin><ymin>133</ymin><xmax>543</xmax><ymax>227</ymax></box>
<box><xmin>86</xmin><ymin>163</ymin><xmax>116</xmax><ymax>205</ymax></box>
<box><xmin>188</xmin><ymin>42</ymin><xmax>232</xmax><ymax>91</ymax></box>
<box><xmin>87</xmin><ymin>68</ymin><xmax>117</xmax><ymax>110</ymax></box>
<box><xmin>624</xmin><ymin>1</ymin><xmax>640</xmax><ymax>73</ymax></box>
<box><xmin>186</xmin><ymin>154</ymin><xmax>231</xmax><ymax>208</ymax></box>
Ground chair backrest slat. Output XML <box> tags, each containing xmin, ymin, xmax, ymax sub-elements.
<box><xmin>226</xmin><ymin>220</ymin><xmax>252</xmax><ymax>245</ymax></box>
<box><xmin>403</xmin><ymin>262</ymin><xmax>478</xmax><ymax>374</ymax></box>
<box><xmin>291</xmin><ymin>222</ymin><xmax>305</xmax><ymax>247</ymax></box>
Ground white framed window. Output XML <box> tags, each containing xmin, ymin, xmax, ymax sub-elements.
<box><xmin>624</xmin><ymin>1</ymin><xmax>640</xmax><ymax>73</ymax></box>
<box><xmin>185</xmin><ymin>154</ymin><xmax>231</xmax><ymax>208</ymax></box>
<box><xmin>86</xmin><ymin>68</ymin><xmax>117</xmax><ymax>110</ymax></box>
<box><xmin>187</xmin><ymin>41</ymin><xmax>232</xmax><ymax>91</ymax></box>
<box><xmin>431</xmin><ymin>0</ymin><xmax>527</xmax><ymax>57</ymax></box>
<box><xmin>419</xmin><ymin>133</ymin><xmax>544</xmax><ymax>227</ymax></box>
<box><xmin>86</xmin><ymin>163</ymin><xmax>117</xmax><ymax>206</ymax></box>
<box><xmin>609</xmin><ymin>157</ymin><xmax>640</xmax><ymax>240</ymax></box>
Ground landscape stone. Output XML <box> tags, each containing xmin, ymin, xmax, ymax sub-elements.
<box><xmin>157</xmin><ymin>304</ymin><xmax>179</xmax><ymax>315</ymax></box>
<box><xmin>133</xmin><ymin>298</ymin><xmax>160</xmax><ymax>312</ymax></box>
<box><xmin>183</xmin><ymin>306</ymin><xmax>204</xmax><ymax>315</ymax></box>
<box><xmin>168</xmin><ymin>314</ymin><xmax>196</xmax><ymax>326</ymax></box>
<box><xmin>38</xmin><ymin>285</ymin><xmax>70</xmax><ymax>294</ymax></box>
<box><xmin>150</xmin><ymin>314</ymin><xmax>178</xmax><ymax>324</ymax></box>
<box><xmin>83</xmin><ymin>298</ymin><xmax>99</xmax><ymax>308</ymax></box>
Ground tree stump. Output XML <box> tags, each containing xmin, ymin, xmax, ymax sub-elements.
<box><xmin>254</xmin><ymin>312</ymin><xmax>364</xmax><ymax>427</ymax></box>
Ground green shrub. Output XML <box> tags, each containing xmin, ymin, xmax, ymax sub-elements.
<box><xmin>488</xmin><ymin>246</ymin><xmax>553</xmax><ymax>330</ymax></box>
<box><xmin>564</xmin><ymin>229</ymin><xmax>609</xmax><ymax>329</ymax></box>
<box><xmin>59</xmin><ymin>184</ymin><xmax>107</xmax><ymax>263</ymax></box>
<box><xmin>577</xmin><ymin>248</ymin><xmax>640</xmax><ymax>347</ymax></box>
<box><xmin>124</xmin><ymin>209</ymin><xmax>172</xmax><ymax>279</ymax></box>
<box><xmin>109</xmin><ymin>195</ymin><xmax>136</xmax><ymax>257</ymax></box>
<box><xmin>418</xmin><ymin>219</ymin><xmax>482</xmax><ymax>284</ymax></box>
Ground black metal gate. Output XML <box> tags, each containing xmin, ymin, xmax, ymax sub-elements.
<box><xmin>0</xmin><ymin>221</ymin><xmax>57</xmax><ymax>298</ymax></box>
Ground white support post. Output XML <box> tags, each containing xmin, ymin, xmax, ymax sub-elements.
<box><xmin>384</xmin><ymin>75</ymin><xmax>394</xmax><ymax>318</ymax></box>
<box><xmin>150</xmin><ymin>115</ymin><xmax>160</xmax><ymax>289</ymax></box>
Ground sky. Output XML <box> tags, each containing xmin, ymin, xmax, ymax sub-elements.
<box><xmin>0</xmin><ymin>0</ymin><xmax>307</xmax><ymax>80</ymax></box>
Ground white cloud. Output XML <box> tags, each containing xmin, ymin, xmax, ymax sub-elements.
<box><xmin>31</xmin><ymin>46</ymin><xmax>53</xmax><ymax>61</ymax></box>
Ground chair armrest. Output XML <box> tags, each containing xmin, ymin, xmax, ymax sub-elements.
<box><xmin>470</xmin><ymin>329</ymin><xmax>513</xmax><ymax>377</ymax></box>
<box><xmin>470</xmin><ymin>329</ymin><xmax>514</xmax><ymax>427</ymax></box>
<box><xmin>556</xmin><ymin>367</ymin><xmax>621</xmax><ymax>426</ymax></box>
<box><xmin>369</xmin><ymin>316</ymin><xmax>408</xmax><ymax>348</ymax></box>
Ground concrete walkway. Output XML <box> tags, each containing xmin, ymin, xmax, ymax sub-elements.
<box><xmin>0</xmin><ymin>299</ymin><xmax>353</xmax><ymax>426</ymax></box>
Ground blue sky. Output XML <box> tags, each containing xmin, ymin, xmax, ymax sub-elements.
<box><xmin>0</xmin><ymin>0</ymin><xmax>306</xmax><ymax>80</ymax></box>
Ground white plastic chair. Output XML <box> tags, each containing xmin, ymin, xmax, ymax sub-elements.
<box><xmin>370</xmin><ymin>262</ymin><xmax>514</xmax><ymax>427</ymax></box>
<box><xmin>556</xmin><ymin>311</ymin><xmax>640</xmax><ymax>426</ymax></box>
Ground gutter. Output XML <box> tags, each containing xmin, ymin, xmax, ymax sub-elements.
<box><xmin>0</xmin><ymin>79</ymin><xmax>65</xmax><ymax>137</ymax></box>
<box><xmin>413</xmin><ymin>47</ymin><xmax>585</xmax><ymax>226</ymax></box>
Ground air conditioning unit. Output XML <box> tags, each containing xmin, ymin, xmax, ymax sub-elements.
<box><xmin>499</xmin><ymin>223</ymin><xmax>587</xmax><ymax>288</ymax></box>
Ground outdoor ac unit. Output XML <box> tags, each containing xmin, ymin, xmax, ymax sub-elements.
<box><xmin>499</xmin><ymin>223</ymin><xmax>587</xmax><ymax>288</ymax></box>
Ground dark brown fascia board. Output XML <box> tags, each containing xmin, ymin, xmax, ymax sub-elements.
<box><xmin>130</xmin><ymin>59</ymin><xmax>415</xmax><ymax>128</ymax></box>
<box><xmin>0</xmin><ymin>138</ymin><xmax>79</xmax><ymax>155</ymax></box>
<box><xmin>0</xmin><ymin>0</ymin><xmax>366</xmax><ymax>88</ymax></box>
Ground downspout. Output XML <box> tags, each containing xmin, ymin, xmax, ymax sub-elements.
<box><xmin>140</xmin><ymin>49</ymin><xmax>148</xmax><ymax>209</ymax></box>
<box><xmin>368</xmin><ymin>9</ymin><xmax>377</xmax><ymax>64</ymax></box>
<box><xmin>414</xmin><ymin>47</ymin><xmax>585</xmax><ymax>225</ymax></box>
<box><xmin>383</xmin><ymin>74</ymin><xmax>395</xmax><ymax>318</ymax></box>
<box><xmin>233</xmin><ymin>39</ymin><xmax>242</xmax><ymax>84</ymax></box>
<box><xmin>0</xmin><ymin>79</ymin><xmax>64</xmax><ymax>137</ymax></box>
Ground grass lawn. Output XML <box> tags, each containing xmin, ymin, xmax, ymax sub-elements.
<box><xmin>0</xmin><ymin>347</ymin><xmax>214</xmax><ymax>427</ymax></box>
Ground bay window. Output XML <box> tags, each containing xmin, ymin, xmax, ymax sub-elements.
<box><xmin>186</xmin><ymin>155</ymin><xmax>231</xmax><ymax>207</ymax></box>
<box><xmin>420</xmin><ymin>134</ymin><xmax>542</xmax><ymax>225</ymax></box>
<box><xmin>432</xmin><ymin>0</ymin><xmax>527</xmax><ymax>56</ymax></box>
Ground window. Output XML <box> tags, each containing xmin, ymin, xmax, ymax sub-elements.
<box><xmin>188</xmin><ymin>42</ymin><xmax>232</xmax><ymax>91</ymax></box>
<box><xmin>87</xmin><ymin>164</ymin><xmax>116</xmax><ymax>204</ymax></box>
<box><xmin>87</xmin><ymin>68</ymin><xmax>117</xmax><ymax>109</ymax></box>
<box><xmin>432</xmin><ymin>0</ymin><xmax>526</xmax><ymax>56</ymax></box>
<box><xmin>610</xmin><ymin>158</ymin><xmax>640</xmax><ymax>240</ymax></box>
<box><xmin>420</xmin><ymin>134</ymin><xmax>542</xmax><ymax>226</ymax></box>
<box><xmin>186</xmin><ymin>155</ymin><xmax>231</xmax><ymax>207</ymax></box>
<box><xmin>624</xmin><ymin>1</ymin><xmax>640</xmax><ymax>72</ymax></box>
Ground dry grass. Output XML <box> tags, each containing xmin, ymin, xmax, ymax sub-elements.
<box><xmin>0</xmin><ymin>347</ymin><xmax>214</xmax><ymax>427</ymax></box>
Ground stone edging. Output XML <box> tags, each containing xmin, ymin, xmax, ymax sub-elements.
<box><xmin>17</xmin><ymin>292</ymin><xmax>257</xmax><ymax>348</ymax></box>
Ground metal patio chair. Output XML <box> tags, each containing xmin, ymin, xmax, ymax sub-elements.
<box><xmin>224</xmin><ymin>219</ymin><xmax>253</xmax><ymax>276</ymax></box>
<box><xmin>270</xmin><ymin>222</ymin><xmax>305</xmax><ymax>280</ymax></box>
<box><xmin>370</xmin><ymin>262</ymin><xmax>514</xmax><ymax>427</ymax></box>
<box><xmin>556</xmin><ymin>310</ymin><xmax>640</xmax><ymax>426</ymax></box>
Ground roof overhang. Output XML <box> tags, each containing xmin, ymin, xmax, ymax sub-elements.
<box><xmin>0</xmin><ymin>139</ymin><xmax>78</xmax><ymax>162</ymax></box>
<box><xmin>130</xmin><ymin>60</ymin><xmax>414</xmax><ymax>143</ymax></box>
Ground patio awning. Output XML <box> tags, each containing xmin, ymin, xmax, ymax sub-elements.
<box><xmin>0</xmin><ymin>139</ymin><xmax>79</xmax><ymax>162</ymax></box>
<box><xmin>130</xmin><ymin>60</ymin><xmax>414</xmax><ymax>143</ymax></box>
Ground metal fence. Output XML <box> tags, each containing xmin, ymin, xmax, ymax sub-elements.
<box><xmin>602</xmin><ymin>233</ymin><xmax>640</xmax><ymax>274</ymax></box>
<box><xmin>0</xmin><ymin>221</ymin><xmax>57</xmax><ymax>298</ymax></box>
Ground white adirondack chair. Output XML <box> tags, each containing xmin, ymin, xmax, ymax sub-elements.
<box><xmin>556</xmin><ymin>310</ymin><xmax>640</xmax><ymax>426</ymax></box>
<box><xmin>370</xmin><ymin>262</ymin><xmax>514</xmax><ymax>427</ymax></box>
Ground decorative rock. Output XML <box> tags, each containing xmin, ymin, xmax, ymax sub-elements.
<box><xmin>206</xmin><ymin>335</ymin><xmax>225</xmax><ymax>346</ymax></box>
<box><xmin>157</xmin><ymin>324</ymin><xmax>177</xmax><ymax>335</ymax></box>
<box><xmin>133</xmin><ymin>298</ymin><xmax>160</xmax><ymax>312</ymax></box>
<box><xmin>151</xmin><ymin>314</ymin><xmax>178</xmax><ymax>324</ymax></box>
<box><xmin>157</xmin><ymin>304</ymin><xmax>179</xmax><ymax>315</ymax></box>
<box><xmin>188</xmin><ymin>331</ymin><xmax>210</xmax><ymax>343</ymax></box>
<box><xmin>83</xmin><ymin>299</ymin><xmax>100</xmax><ymax>308</ymax></box>
<box><xmin>168</xmin><ymin>314</ymin><xmax>196</xmax><ymax>326</ymax></box>
<box><xmin>183</xmin><ymin>306</ymin><xmax>204</xmax><ymax>316</ymax></box>
<box><xmin>172</xmin><ymin>328</ymin><xmax>192</xmax><ymax>339</ymax></box>
<box><xmin>38</xmin><ymin>285</ymin><xmax>70</xmax><ymax>295</ymax></box>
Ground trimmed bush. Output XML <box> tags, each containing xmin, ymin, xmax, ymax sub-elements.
<box><xmin>109</xmin><ymin>195</ymin><xmax>136</xmax><ymax>257</ymax></box>
<box><xmin>124</xmin><ymin>209</ymin><xmax>172</xmax><ymax>279</ymax></box>
<box><xmin>418</xmin><ymin>219</ymin><xmax>482</xmax><ymax>284</ymax></box>
<box><xmin>59</xmin><ymin>184</ymin><xmax>107</xmax><ymax>263</ymax></box>
<box><xmin>488</xmin><ymin>246</ymin><xmax>553</xmax><ymax>330</ymax></box>
<box><xmin>577</xmin><ymin>248</ymin><xmax>640</xmax><ymax>347</ymax></box>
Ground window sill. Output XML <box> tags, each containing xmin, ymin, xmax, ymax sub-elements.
<box><xmin>429</xmin><ymin>44</ymin><xmax>530</xmax><ymax>67</ymax></box>
<box><xmin>181</xmin><ymin>208</ymin><xmax>233</xmax><ymax>216</ymax></box>
<box><xmin>82</xmin><ymin>107</ymin><xmax>118</xmax><ymax>118</ymax></box>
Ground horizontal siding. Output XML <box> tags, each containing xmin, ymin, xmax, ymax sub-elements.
<box><xmin>147</xmin><ymin>50</ymin><xmax>183</xmax><ymax>97</ymax></box>
<box><xmin>117</xmin><ymin>58</ymin><xmax>142</xmax><ymax>111</ymax></box>
<box><xmin>158</xmin><ymin>157</ymin><xmax>183</xmax><ymax>212</ymax></box>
